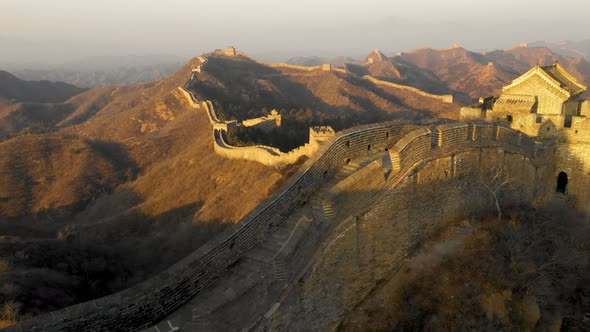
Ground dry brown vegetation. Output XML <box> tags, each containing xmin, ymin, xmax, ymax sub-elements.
<box><xmin>0</xmin><ymin>55</ymin><xmax>286</xmax><ymax>322</ymax></box>
<box><xmin>0</xmin><ymin>70</ymin><xmax>84</xmax><ymax>103</ymax></box>
<box><xmin>369</xmin><ymin>45</ymin><xmax>590</xmax><ymax>102</ymax></box>
<box><xmin>1</xmin><ymin>46</ymin><xmax>588</xmax><ymax>324</ymax></box>
<box><xmin>343</xmin><ymin>202</ymin><xmax>590</xmax><ymax>331</ymax></box>
<box><xmin>188</xmin><ymin>54</ymin><xmax>458</xmax><ymax>125</ymax></box>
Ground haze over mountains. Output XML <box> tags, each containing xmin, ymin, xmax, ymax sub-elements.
<box><xmin>7</xmin><ymin>55</ymin><xmax>186</xmax><ymax>88</ymax></box>
<box><xmin>0</xmin><ymin>71</ymin><xmax>84</xmax><ymax>103</ymax></box>
<box><xmin>531</xmin><ymin>39</ymin><xmax>590</xmax><ymax>58</ymax></box>
<box><xmin>6</xmin><ymin>38</ymin><xmax>590</xmax><ymax>91</ymax></box>
<box><xmin>288</xmin><ymin>44</ymin><xmax>590</xmax><ymax>103</ymax></box>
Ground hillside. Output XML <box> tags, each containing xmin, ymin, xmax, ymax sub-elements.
<box><xmin>389</xmin><ymin>45</ymin><xmax>590</xmax><ymax>99</ymax></box>
<box><xmin>0</xmin><ymin>101</ymin><xmax>74</xmax><ymax>138</ymax></box>
<box><xmin>0</xmin><ymin>55</ymin><xmax>282</xmax><ymax>322</ymax></box>
<box><xmin>0</xmin><ymin>49</ymin><xmax>459</xmax><ymax>322</ymax></box>
<box><xmin>349</xmin><ymin>49</ymin><xmax>458</xmax><ymax>99</ymax></box>
<box><xmin>188</xmin><ymin>52</ymin><xmax>457</xmax><ymax>123</ymax></box>
<box><xmin>343</xmin><ymin>203</ymin><xmax>590</xmax><ymax>330</ymax></box>
<box><xmin>530</xmin><ymin>40</ymin><xmax>590</xmax><ymax>59</ymax></box>
<box><xmin>5</xmin><ymin>45</ymin><xmax>590</xmax><ymax>326</ymax></box>
<box><xmin>0</xmin><ymin>134</ymin><xmax>136</xmax><ymax>222</ymax></box>
<box><xmin>0</xmin><ymin>70</ymin><xmax>84</xmax><ymax>103</ymax></box>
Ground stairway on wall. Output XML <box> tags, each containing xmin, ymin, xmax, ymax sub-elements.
<box><xmin>142</xmin><ymin>207</ymin><xmax>318</xmax><ymax>332</ymax></box>
<box><xmin>144</xmin><ymin>152</ymin><xmax>391</xmax><ymax>332</ymax></box>
<box><xmin>310</xmin><ymin>153</ymin><xmax>389</xmax><ymax>224</ymax></box>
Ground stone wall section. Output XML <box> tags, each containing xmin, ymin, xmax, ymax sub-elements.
<box><xmin>179</xmin><ymin>55</ymin><xmax>335</xmax><ymax>167</ymax></box>
<box><xmin>236</xmin><ymin>52</ymin><xmax>326</xmax><ymax>72</ymax></box>
<box><xmin>362</xmin><ymin>75</ymin><xmax>454</xmax><ymax>103</ymax></box>
<box><xmin>277</xmin><ymin>122</ymin><xmax>552</xmax><ymax>331</ymax></box>
<box><xmin>238</xmin><ymin>48</ymin><xmax>452</xmax><ymax>103</ymax></box>
<box><xmin>180</xmin><ymin>47</ymin><xmax>454</xmax><ymax>166</ymax></box>
<box><xmin>8</xmin><ymin>119</ymin><xmax>447</xmax><ymax>332</ymax></box>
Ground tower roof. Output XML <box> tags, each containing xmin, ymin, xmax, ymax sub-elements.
<box><xmin>502</xmin><ymin>63</ymin><xmax>587</xmax><ymax>98</ymax></box>
<box><xmin>540</xmin><ymin>63</ymin><xmax>586</xmax><ymax>96</ymax></box>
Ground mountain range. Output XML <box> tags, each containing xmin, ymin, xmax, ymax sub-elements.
<box><xmin>1</xmin><ymin>43</ymin><xmax>589</xmax><ymax>323</ymax></box>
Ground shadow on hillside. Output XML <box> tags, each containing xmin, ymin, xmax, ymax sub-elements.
<box><xmin>188</xmin><ymin>56</ymin><xmax>443</xmax><ymax>127</ymax></box>
<box><xmin>338</xmin><ymin>200</ymin><xmax>590</xmax><ymax>331</ymax></box>
<box><xmin>0</xmin><ymin>199</ymin><xmax>229</xmax><ymax>322</ymax></box>
<box><xmin>0</xmin><ymin>139</ymin><xmax>140</xmax><ymax>230</ymax></box>
<box><xmin>342</xmin><ymin>61</ymin><xmax>473</xmax><ymax>104</ymax></box>
<box><xmin>85</xmin><ymin>139</ymin><xmax>140</xmax><ymax>181</ymax></box>
<box><xmin>62</xmin><ymin>199</ymin><xmax>230</xmax><ymax>279</ymax></box>
<box><xmin>187</xmin><ymin>55</ymin><xmax>457</xmax><ymax>152</ymax></box>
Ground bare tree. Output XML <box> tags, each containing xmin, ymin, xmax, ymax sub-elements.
<box><xmin>479</xmin><ymin>166</ymin><xmax>513</xmax><ymax>222</ymax></box>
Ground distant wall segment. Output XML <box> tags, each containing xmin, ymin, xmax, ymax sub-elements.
<box><xmin>180</xmin><ymin>48</ymin><xmax>454</xmax><ymax>166</ymax></box>
<box><xmin>179</xmin><ymin>59</ymin><xmax>332</xmax><ymax>167</ymax></box>
<box><xmin>363</xmin><ymin>75</ymin><xmax>454</xmax><ymax>103</ymax></box>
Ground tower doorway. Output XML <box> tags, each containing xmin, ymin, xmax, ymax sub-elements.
<box><xmin>556</xmin><ymin>172</ymin><xmax>568</xmax><ymax>194</ymax></box>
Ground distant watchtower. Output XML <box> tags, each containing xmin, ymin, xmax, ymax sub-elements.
<box><xmin>224</xmin><ymin>46</ymin><xmax>237</xmax><ymax>56</ymax></box>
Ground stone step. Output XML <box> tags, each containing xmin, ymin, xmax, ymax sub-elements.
<box><xmin>151</xmin><ymin>319</ymin><xmax>184</xmax><ymax>332</ymax></box>
<box><xmin>274</xmin><ymin>259</ymin><xmax>288</xmax><ymax>281</ymax></box>
<box><xmin>275</xmin><ymin>272</ymin><xmax>287</xmax><ymax>281</ymax></box>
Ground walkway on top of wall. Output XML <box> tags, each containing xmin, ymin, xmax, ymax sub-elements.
<box><xmin>144</xmin><ymin>122</ymin><xmax>548</xmax><ymax>331</ymax></box>
<box><xmin>144</xmin><ymin>150</ymin><xmax>393</xmax><ymax>332</ymax></box>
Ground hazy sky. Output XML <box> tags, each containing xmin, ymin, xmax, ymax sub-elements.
<box><xmin>2</xmin><ymin>0</ymin><xmax>590</xmax><ymax>67</ymax></box>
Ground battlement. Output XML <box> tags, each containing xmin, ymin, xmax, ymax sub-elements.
<box><xmin>505</xmin><ymin>42</ymin><xmax>529</xmax><ymax>51</ymax></box>
<box><xmin>363</xmin><ymin>75</ymin><xmax>454</xmax><ymax>103</ymax></box>
<box><xmin>310</xmin><ymin>126</ymin><xmax>335</xmax><ymax>138</ymax></box>
<box><xmin>224</xmin><ymin>46</ymin><xmax>237</xmax><ymax>56</ymax></box>
<box><xmin>241</xmin><ymin>109</ymin><xmax>282</xmax><ymax>131</ymax></box>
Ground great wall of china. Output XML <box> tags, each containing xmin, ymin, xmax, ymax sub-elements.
<box><xmin>8</xmin><ymin>116</ymin><xmax>556</xmax><ymax>331</ymax></box>
<box><xmin>9</xmin><ymin>48</ymin><xmax>581</xmax><ymax>332</ymax></box>
<box><xmin>178</xmin><ymin>47</ymin><xmax>453</xmax><ymax>167</ymax></box>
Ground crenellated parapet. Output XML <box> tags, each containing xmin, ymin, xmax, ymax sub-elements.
<box><xmin>362</xmin><ymin>75</ymin><xmax>454</xmax><ymax>103</ymax></box>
